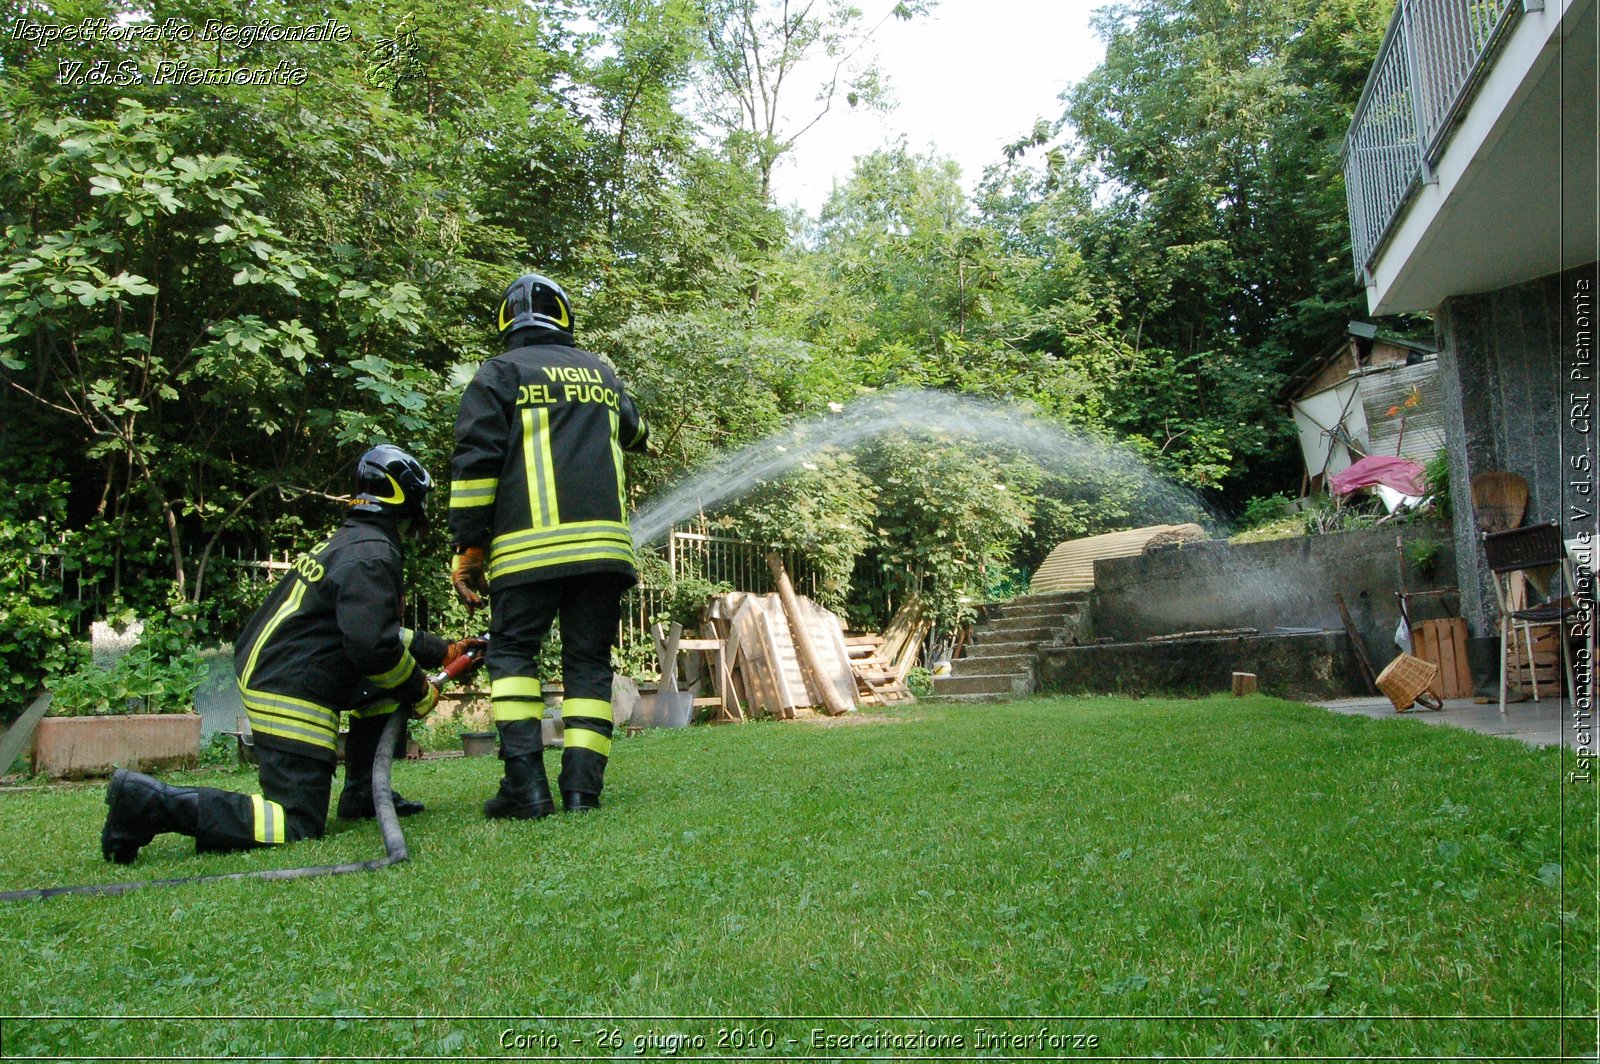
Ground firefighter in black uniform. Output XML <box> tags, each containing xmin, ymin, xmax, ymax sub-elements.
<box><xmin>100</xmin><ymin>445</ymin><xmax>479</xmax><ymax>862</ymax></box>
<box><xmin>449</xmin><ymin>273</ymin><xmax>648</xmax><ymax>818</ymax></box>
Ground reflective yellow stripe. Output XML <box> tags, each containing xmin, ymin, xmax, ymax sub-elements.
<box><xmin>248</xmin><ymin>716</ymin><xmax>339</xmax><ymax>751</ymax></box>
<box><xmin>490</xmin><ymin>521</ymin><xmax>632</xmax><ymax>557</ymax></box>
<box><xmin>348</xmin><ymin>700</ymin><xmax>399</xmax><ymax>720</ymax></box>
<box><xmin>366</xmin><ymin>650</ymin><xmax>416</xmax><ymax>689</ymax></box>
<box><xmin>489</xmin><ymin>544</ymin><xmax>636</xmax><ymax>582</ymax></box>
<box><xmin>563</xmin><ymin>726</ymin><xmax>611</xmax><ymax>758</ymax></box>
<box><xmin>628</xmin><ymin>418</ymin><xmax>648</xmax><ymax>449</ymax></box>
<box><xmin>610</xmin><ymin>410</ymin><xmax>628</xmax><ymax>523</ymax></box>
<box><xmin>251</xmin><ymin>794</ymin><xmax>286</xmax><ymax>844</ymax></box>
<box><xmin>240</xmin><ymin>688</ymin><xmax>338</xmax><ymax>727</ymax></box>
<box><xmin>450</xmin><ymin>478</ymin><xmax>498</xmax><ymax>508</ymax></box>
<box><xmin>491</xmin><ymin>676</ymin><xmax>542</xmax><ymax>700</ymax></box>
<box><xmin>490</xmin><ymin>674</ymin><xmax>543</xmax><ymax>722</ymax></box>
<box><xmin>523</xmin><ymin>407</ymin><xmax>561</xmax><ymax>528</ymax></box>
<box><xmin>239</xmin><ymin>579</ymin><xmax>308</xmax><ymax>690</ymax></box>
<box><xmin>492</xmin><ymin>701</ymin><xmax>543</xmax><ymax>723</ymax></box>
<box><xmin>562</xmin><ymin>697</ymin><xmax>613</xmax><ymax>724</ymax></box>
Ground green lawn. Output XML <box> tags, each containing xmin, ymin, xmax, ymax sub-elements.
<box><xmin>0</xmin><ymin>695</ymin><xmax>1593</xmax><ymax>1059</ymax></box>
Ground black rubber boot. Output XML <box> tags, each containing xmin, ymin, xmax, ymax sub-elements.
<box><xmin>484</xmin><ymin>719</ymin><xmax>553</xmax><ymax>820</ymax></box>
<box><xmin>338</xmin><ymin>712</ymin><xmax>424</xmax><ymax>819</ymax></box>
<box><xmin>101</xmin><ymin>768</ymin><xmax>201</xmax><ymax>864</ymax></box>
<box><xmin>559</xmin><ymin>735</ymin><xmax>607</xmax><ymax>813</ymax></box>
<box><xmin>562</xmin><ymin>790</ymin><xmax>601</xmax><ymax>813</ymax></box>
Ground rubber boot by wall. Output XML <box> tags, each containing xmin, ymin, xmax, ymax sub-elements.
<box><xmin>484</xmin><ymin>718</ymin><xmax>553</xmax><ymax>820</ymax></box>
<box><xmin>1466</xmin><ymin>634</ymin><xmax>1524</xmax><ymax>701</ymax></box>
<box><xmin>337</xmin><ymin>712</ymin><xmax>424</xmax><ymax>819</ymax></box>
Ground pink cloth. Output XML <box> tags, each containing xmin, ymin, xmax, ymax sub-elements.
<box><xmin>1329</xmin><ymin>455</ymin><xmax>1427</xmax><ymax>497</ymax></box>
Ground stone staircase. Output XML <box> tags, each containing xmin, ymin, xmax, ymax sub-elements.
<box><xmin>930</xmin><ymin>591</ymin><xmax>1092</xmax><ymax>701</ymax></box>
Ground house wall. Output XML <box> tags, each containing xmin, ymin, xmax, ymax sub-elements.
<box><xmin>1434</xmin><ymin>262</ymin><xmax>1599</xmax><ymax>635</ymax></box>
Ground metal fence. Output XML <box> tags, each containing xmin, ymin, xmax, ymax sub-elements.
<box><xmin>39</xmin><ymin>529</ymin><xmax>835</xmax><ymax>677</ymax></box>
<box><xmin>1342</xmin><ymin>0</ymin><xmax>1523</xmax><ymax>279</ymax></box>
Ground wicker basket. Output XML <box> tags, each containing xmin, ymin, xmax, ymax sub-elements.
<box><xmin>1376</xmin><ymin>652</ymin><xmax>1442</xmax><ymax>713</ymax></box>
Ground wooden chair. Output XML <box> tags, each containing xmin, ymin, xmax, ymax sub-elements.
<box><xmin>1481</xmin><ymin>522</ymin><xmax>1581</xmax><ymax>715</ymax></box>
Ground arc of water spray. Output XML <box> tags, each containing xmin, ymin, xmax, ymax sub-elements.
<box><xmin>629</xmin><ymin>389</ymin><xmax>1215</xmax><ymax>548</ymax></box>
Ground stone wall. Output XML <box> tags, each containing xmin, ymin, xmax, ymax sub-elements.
<box><xmin>1434</xmin><ymin>261</ymin><xmax>1599</xmax><ymax>635</ymax></box>
<box><xmin>1090</xmin><ymin>525</ymin><xmax>1460</xmax><ymax>672</ymax></box>
<box><xmin>1038</xmin><ymin>631</ymin><xmax>1365</xmax><ymax>701</ymax></box>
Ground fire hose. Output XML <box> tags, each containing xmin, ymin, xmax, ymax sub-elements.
<box><xmin>0</xmin><ymin>645</ymin><xmax>486</xmax><ymax>904</ymax></box>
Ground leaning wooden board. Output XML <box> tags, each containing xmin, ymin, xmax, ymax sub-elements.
<box><xmin>0</xmin><ymin>693</ymin><xmax>52</xmax><ymax>779</ymax></box>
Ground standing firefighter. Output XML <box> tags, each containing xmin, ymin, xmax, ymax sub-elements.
<box><xmin>101</xmin><ymin>446</ymin><xmax>479</xmax><ymax>862</ymax></box>
<box><xmin>449</xmin><ymin>273</ymin><xmax>648</xmax><ymax>818</ymax></box>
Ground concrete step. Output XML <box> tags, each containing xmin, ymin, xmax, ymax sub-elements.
<box><xmin>931</xmin><ymin>672</ymin><xmax>1035</xmax><ymax>697</ymax></box>
<box><xmin>994</xmin><ymin>597</ymin><xmax>1090</xmax><ymax>618</ymax></box>
<box><xmin>950</xmin><ymin>652</ymin><xmax>1034</xmax><ymax>676</ymax></box>
<box><xmin>922</xmin><ymin>692</ymin><xmax>1015</xmax><ymax>704</ymax></box>
<box><xmin>999</xmin><ymin>591</ymin><xmax>1090</xmax><ymax>611</ymax></box>
<box><xmin>971</xmin><ymin>623</ymin><xmax>1060</xmax><ymax>644</ymax></box>
<box><xmin>961</xmin><ymin>638</ymin><xmax>1046</xmax><ymax>657</ymax></box>
<box><xmin>994</xmin><ymin>608</ymin><xmax>1087</xmax><ymax>629</ymax></box>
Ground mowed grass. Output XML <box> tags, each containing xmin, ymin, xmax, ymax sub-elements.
<box><xmin>0</xmin><ymin>695</ymin><xmax>1592</xmax><ymax>1059</ymax></box>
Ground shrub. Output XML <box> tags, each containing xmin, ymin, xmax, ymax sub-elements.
<box><xmin>48</xmin><ymin>615</ymin><xmax>207</xmax><ymax>717</ymax></box>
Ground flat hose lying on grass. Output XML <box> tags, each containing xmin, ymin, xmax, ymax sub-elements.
<box><xmin>0</xmin><ymin>710</ymin><xmax>410</xmax><ymax>904</ymax></box>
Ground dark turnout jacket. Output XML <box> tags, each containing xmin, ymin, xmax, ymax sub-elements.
<box><xmin>448</xmin><ymin>327</ymin><xmax>648</xmax><ymax>589</ymax></box>
<box><xmin>233</xmin><ymin>511</ymin><xmax>447</xmax><ymax>762</ymax></box>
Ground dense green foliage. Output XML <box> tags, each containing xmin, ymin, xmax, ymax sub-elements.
<box><xmin>1</xmin><ymin>698</ymin><xmax>1591</xmax><ymax>1055</ymax></box>
<box><xmin>2</xmin><ymin>0</ymin><xmax>1389</xmax><ymax>707</ymax></box>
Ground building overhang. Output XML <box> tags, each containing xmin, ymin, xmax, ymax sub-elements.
<box><xmin>1354</xmin><ymin>0</ymin><xmax>1596</xmax><ymax>316</ymax></box>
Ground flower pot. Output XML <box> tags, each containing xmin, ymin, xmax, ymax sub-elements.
<box><xmin>32</xmin><ymin>713</ymin><xmax>201</xmax><ymax>779</ymax></box>
<box><xmin>460</xmin><ymin>731</ymin><xmax>497</xmax><ymax>757</ymax></box>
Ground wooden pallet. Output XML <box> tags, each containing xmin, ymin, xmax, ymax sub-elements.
<box><xmin>845</xmin><ymin>634</ymin><xmax>912</xmax><ymax>704</ymax></box>
<box><xmin>1507</xmin><ymin>622</ymin><xmax>1565</xmax><ymax>695</ymax></box>
<box><xmin>1412</xmin><ymin>618</ymin><xmax>1472</xmax><ymax>700</ymax></box>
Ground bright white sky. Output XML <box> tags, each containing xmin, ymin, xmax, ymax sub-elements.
<box><xmin>769</xmin><ymin>1</ymin><xmax>1108</xmax><ymax>217</ymax></box>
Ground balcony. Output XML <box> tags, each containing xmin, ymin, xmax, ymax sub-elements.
<box><xmin>1341</xmin><ymin>0</ymin><xmax>1595</xmax><ymax>314</ymax></box>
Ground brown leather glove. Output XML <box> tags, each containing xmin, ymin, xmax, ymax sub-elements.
<box><xmin>442</xmin><ymin>636</ymin><xmax>488</xmax><ymax>669</ymax></box>
<box><xmin>450</xmin><ymin>547</ymin><xmax>487</xmax><ymax>612</ymax></box>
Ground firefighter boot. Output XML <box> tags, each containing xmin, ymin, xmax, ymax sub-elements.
<box><xmin>337</xmin><ymin>711</ymin><xmax>424</xmax><ymax>819</ymax></box>
<box><xmin>559</xmin><ymin>733</ymin><xmax>606</xmax><ymax>813</ymax></box>
<box><xmin>483</xmin><ymin>718</ymin><xmax>553</xmax><ymax>820</ymax></box>
<box><xmin>101</xmin><ymin>768</ymin><xmax>202</xmax><ymax>864</ymax></box>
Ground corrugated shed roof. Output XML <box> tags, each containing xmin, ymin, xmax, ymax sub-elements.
<box><xmin>1029</xmin><ymin>524</ymin><xmax>1209</xmax><ymax>593</ymax></box>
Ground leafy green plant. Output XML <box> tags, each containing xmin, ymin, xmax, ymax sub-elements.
<box><xmin>1405</xmin><ymin>536</ymin><xmax>1444</xmax><ymax>580</ymax></box>
<box><xmin>1423</xmin><ymin>449</ymin><xmax>1453</xmax><ymax>521</ymax></box>
<box><xmin>1239</xmin><ymin>493</ymin><xmax>1296</xmax><ymax>531</ymax></box>
<box><xmin>0</xmin><ymin>468</ymin><xmax>88</xmax><ymax>722</ymax></box>
<box><xmin>47</xmin><ymin>614</ymin><xmax>207</xmax><ymax>717</ymax></box>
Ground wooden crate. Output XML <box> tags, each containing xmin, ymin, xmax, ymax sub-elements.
<box><xmin>1412</xmin><ymin>618</ymin><xmax>1472</xmax><ymax>700</ymax></box>
<box><xmin>1507</xmin><ymin>623</ymin><xmax>1564</xmax><ymax>694</ymax></box>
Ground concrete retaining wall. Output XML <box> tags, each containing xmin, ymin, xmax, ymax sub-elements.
<box><xmin>1038</xmin><ymin>631</ymin><xmax>1366</xmax><ymax>701</ymax></box>
<box><xmin>1090</xmin><ymin>526</ymin><xmax>1460</xmax><ymax>677</ymax></box>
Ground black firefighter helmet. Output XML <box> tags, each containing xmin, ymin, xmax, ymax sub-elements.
<box><xmin>352</xmin><ymin>444</ymin><xmax>433</xmax><ymax>533</ymax></box>
<box><xmin>498</xmin><ymin>272</ymin><xmax>573</xmax><ymax>339</ymax></box>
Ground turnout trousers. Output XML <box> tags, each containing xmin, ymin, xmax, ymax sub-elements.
<box><xmin>142</xmin><ymin>715</ymin><xmax>401</xmax><ymax>852</ymax></box>
<box><xmin>485</xmin><ymin>573</ymin><xmax>630</xmax><ymax>800</ymax></box>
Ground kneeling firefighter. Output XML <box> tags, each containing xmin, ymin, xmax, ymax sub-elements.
<box><xmin>448</xmin><ymin>273</ymin><xmax>649</xmax><ymax>818</ymax></box>
<box><xmin>101</xmin><ymin>445</ymin><xmax>483</xmax><ymax>863</ymax></box>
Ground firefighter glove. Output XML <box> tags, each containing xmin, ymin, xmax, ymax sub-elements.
<box><xmin>443</xmin><ymin>637</ymin><xmax>488</xmax><ymax>669</ymax></box>
<box><xmin>451</xmin><ymin>547</ymin><xmax>488</xmax><ymax>611</ymax></box>
<box><xmin>409</xmin><ymin>682</ymin><xmax>442</xmax><ymax>719</ymax></box>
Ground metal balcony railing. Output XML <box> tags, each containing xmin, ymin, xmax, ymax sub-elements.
<box><xmin>1342</xmin><ymin>0</ymin><xmax>1526</xmax><ymax>281</ymax></box>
